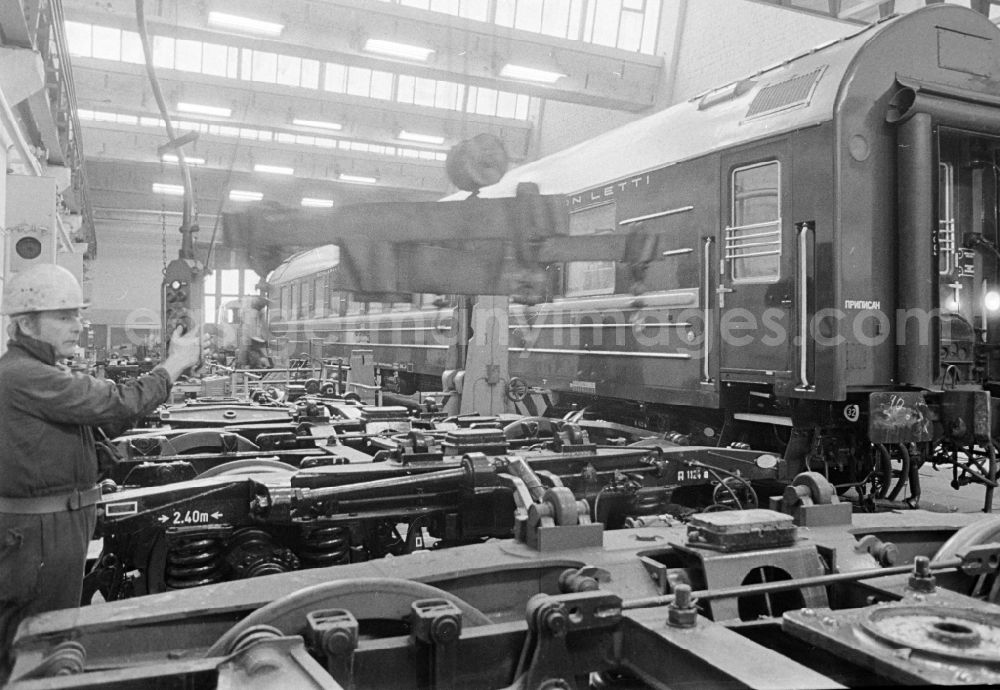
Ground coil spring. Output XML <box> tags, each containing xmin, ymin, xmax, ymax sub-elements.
<box><xmin>165</xmin><ymin>534</ymin><xmax>226</xmax><ymax>589</ymax></box>
<box><xmin>299</xmin><ymin>525</ymin><xmax>350</xmax><ymax>566</ymax></box>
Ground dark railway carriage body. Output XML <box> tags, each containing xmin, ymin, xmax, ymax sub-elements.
<box><xmin>474</xmin><ymin>5</ymin><xmax>1000</xmax><ymax>504</ymax></box>
<box><xmin>486</xmin><ymin>6</ymin><xmax>996</xmax><ymax>400</ymax></box>
<box><xmin>265</xmin><ymin>245</ymin><xmax>458</xmax><ymax>394</ymax></box>
<box><xmin>261</xmin><ymin>6</ymin><xmax>1000</xmax><ymax>505</ymax></box>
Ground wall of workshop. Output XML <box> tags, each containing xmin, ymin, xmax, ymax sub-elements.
<box><xmin>0</xmin><ymin>144</ymin><xmax>7</xmax><ymax>299</ymax></box>
<box><xmin>0</xmin><ymin>132</ymin><xmax>11</xmax><ymax>354</ymax></box>
<box><xmin>537</xmin><ymin>0</ymin><xmax>854</xmax><ymax>158</ymax></box>
<box><xmin>85</xmin><ymin>218</ymin><xmax>184</xmax><ymax>352</ymax></box>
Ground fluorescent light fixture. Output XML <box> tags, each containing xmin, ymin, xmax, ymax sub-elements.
<box><xmin>177</xmin><ymin>102</ymin><xmax>231</xmax><ymax>118</ymax></box>
<box><xmin>229</xmin><ymin>189</ymin><xmax>263</xmax><ymax>202</ymax></box>
<box><xmin>208</xmin><ymin>11</ymin><xmax>283</xmax><ymax>37</ymax></box>
<box><xmin>500</xmin><ymin>63</ymin><xmax>566</xmax><ymax>84</ymax></box>
<box><xmin>152</xmin><ymin>182</ymin><xmax>184</xmax><ymax>196</ymax></box>
<box><xmin>162</xmin><ymin>153</ymin><xmax>205</xmax><ymax>165</ymax></box>
<box><xmin>338</xmin><ymin>173</ymin><xmax>377</xmax><ymax>185</ymax></box>
<box><xmin>254</xmin><ymin>163</ymin><xmax>294</xmax><ymax>175</ymax></box>
<box><xmin>363</xmin><ymin>38</ymin><xmax>433</xmax><ymax>61</ymax></box>
<box><xmin>301</xmin><ymin>197</ymin><xmax>335</xmax><ymax>208</ymax></box>
<box><xmin>293</xmin><ymin>118</ymin><xmax>342</xmax><ymax>131</ymax></box>
<box><xmin>398</xmin><ymin>130</ymin><xmax>445</xmax><ymax>145</ymax></box>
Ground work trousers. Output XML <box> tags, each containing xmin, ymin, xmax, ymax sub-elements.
<box><xmin>0</xmin><ymin>506</ymin><xmax>96</xmax><ymax>683</ymax></box>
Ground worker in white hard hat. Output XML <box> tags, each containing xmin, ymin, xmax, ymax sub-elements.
<box><xmin>245</xmin><ymin>335</ymin><xmax>272</xmax><ymax>369</ymax></box>
<box><xmin>0</xmin><ymin>263</ymin><xmax>207</xmax><ymax>680</ymax></box>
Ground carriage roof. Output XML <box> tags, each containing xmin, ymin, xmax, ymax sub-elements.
<box><xmin>446</xmin><ymin>5</ymin><xmax>997</xmax><ymax>201</ymax></box>
<box><xmin>267</xmin><ymin>244</ymin><xmax>340</xmax><ymax>285</ymax></box>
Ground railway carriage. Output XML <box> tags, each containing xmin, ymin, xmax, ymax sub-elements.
<box><xmin>264</xmin><ymin>243</ymin><xmax>461</xmax><ymax>395</ymax></box>
<box><xmin>259</xmin><ymin>5</ymin><xmax>1000</xmax><ymax>507</ymax></box>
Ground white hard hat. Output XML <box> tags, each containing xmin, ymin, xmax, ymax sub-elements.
<box><xmin>2</xmin><ymin>264</ymin><xmax>87</xmax><ymax>315</ymax></box>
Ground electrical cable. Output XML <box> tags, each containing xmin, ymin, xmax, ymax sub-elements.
<box><xmin>203</xmin><ymin>109</ymin><xmax>246</xmax><ymax>271</ymax></box>
<box><xmin>134</xmin><ymin>0</ymin><xmax>194</xmax><ymax>244</ymax></box>
<box><xmin>684</xmin><ymin>459</ymin><xmax>759</xmax><ymax>510</ymax></box>
<box><xmin>704</xmin><ymin>467</ymin><xmax>743</xmax><ymax>510</ymax></box>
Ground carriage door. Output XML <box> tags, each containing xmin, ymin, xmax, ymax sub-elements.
<box><xmin>717</xmin><ymin>150</ymin><xmax>794</xmax><ymax>382</ymax></box>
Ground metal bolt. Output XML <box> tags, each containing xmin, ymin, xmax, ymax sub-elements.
<box><xmin>801</xmin><ymin>608</ymin><xmax>816</xmax><ymax>617</ymax></box>
<box><xmin>908</xmin><ymin>556</ymin><xmax>936</xmax><ymax>593</ymax></box>
<box><xmin>322</xmin><ymin>628</ymin><xmax>355</xmax><ymax>656</ymax></box>
<box><xmin>674</xmin><ymin>584</ymin><xmax>692</xmax><ymax>609</ymax></box>
<box><xmin>540</xmin><ymin>604</ymin><xmax>568</xmax><ymax>637</ymax></box>
<box><xmin>955</xmin><ymin>671</ymin><xmax>973</xmax><ymax>683</ymax></box>
<box><xmin>667</xmin><ymin>584</ymin><xmax>698</xmax><ymax>628</ymax></box>
<box><xmin>876</xmin><ymin>541</ymin><xmax>899</xmax><ymax>566</ymax></box>
<box><xmin>430</xmin><ymin>615</ymin><xmax>461</xmax><ymax>643</ymax></box>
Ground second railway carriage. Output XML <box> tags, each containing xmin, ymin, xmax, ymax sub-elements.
<box><xmin>260</xmin><ymin>5</ymin><xmax>1000</xmax><ymax>507</ymax></box>
<box><xmin>264</xmin><ymin>244</ymin><xmax>458</xmax><ymax>395</ymax></box>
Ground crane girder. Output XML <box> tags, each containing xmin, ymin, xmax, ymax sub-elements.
<box><xmin>221</xmin><ymin>183</ymin><xmax>637</xmax><ymax>301</ymax></box>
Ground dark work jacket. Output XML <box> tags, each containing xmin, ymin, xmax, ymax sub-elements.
<box><xmin>0</xmin><ymin>333</ymin><xmax>173</xmax><ymax>498</ymax></box>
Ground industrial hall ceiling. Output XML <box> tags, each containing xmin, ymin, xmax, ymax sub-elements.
<box><xmin>17</xmin><ymin>0</ymin><xmax>1000</xmax><ymax>259</ymax></box>
<box><xmin>60</xmin><ymin>0</ymin><xmax>667</xmax><ymax>250</ymax></box>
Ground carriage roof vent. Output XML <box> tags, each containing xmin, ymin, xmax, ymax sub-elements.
<box><xmin>745</xmin><ymin>67</ymin><xmax>826</xmax><ymax>119</ymax></box>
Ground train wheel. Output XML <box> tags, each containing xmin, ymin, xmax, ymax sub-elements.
<box><xmin>197</xmin><ymin>459</ymin><xmax>296</xmax><ymax>478</ymax></box>
<box><xmin>856</xmin><ymin>444</ymin><xmax>893</xmax><ymax>508</ymax></box>
<box><xmin>206</xmin><ymin>577</ymin><xmax>492</xmax><ymax>657</ymax></box>
<box><xmin>544</xmin><ymin>487</ymin><xmax>581</xmax><ymax>526</ymax></box>
<box><xmin>793</xmin><ymin>471</ymin><xmax>835</xmax><ymax>505</ymax></box>
<box><xmin>933</xmin><ymin>516</ymin><xmax>1000</xmax><ymax>604</ymax></box>
<box><xmin>986</xmin><ymin>440</ymin><xmax>997</xmax><ymax>512</ymax></box>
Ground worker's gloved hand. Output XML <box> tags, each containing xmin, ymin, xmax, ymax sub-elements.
<box><xmin>168</xmin><ymin>326</ymin><xmax>209</xmax><ymax>372</ymax></box>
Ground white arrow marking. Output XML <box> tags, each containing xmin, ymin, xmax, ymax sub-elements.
<box><xmin>211</xmin><ymin>512</ymin><xmax>223</xmax><ymax>519</ymax></box>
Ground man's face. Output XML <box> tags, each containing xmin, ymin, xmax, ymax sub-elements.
<box><xmin>29</xmin><ymin>309</ymin><xmax>83</xmax><ymax>358</ymax></box>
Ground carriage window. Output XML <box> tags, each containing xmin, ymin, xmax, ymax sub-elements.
<box><xmin>389</xmin><ymin>298</ymin><xmax>415</xmax><ymax>312</ymax></box>
<box><xmin>329</xmin><ymin>274</ymin><xmax>344</xmax><ymax>315</ymax></box>
<box><xmin>565</xmin><ymin>202</ymin><xmax>617</xmax><ymax>297</ymax></box>
<box><xmin>728</xmin><ymin>161</ymin><xmax>781</xmax><ymax>282</ymax></box>
<box><xmin>939</xmin><ymin>162</ymin><xmax>956</xmax><ymax>276</ymax></box>
<box><xmin>292</xmin><ymin>282</ymin><xmax>302</xmax><ymax>319</ymax></box>
<box><xmin>280</xmin><ymin>285</ymin><xmax>291</xmax><ymax>321</ymax></box>
<box><xmin>345</xmin><ymin>293</ymin><xmax>365</xmax><ymax>316</ymax></box>
<box><xmin>314</xmin><ymin>277</ymin><xmax>324</xmax><ymax>317</ymax></box>
<box><xmin>330</xmin><ymin>290</ymin><xmax>346</xmax><ymax>317</ymax></box>
<box><xmin>419</xmin><ymin>293</ymin><xmax>449</xmax><ymax>308</ymax></box>
<box><xmin>300</xmin><ymin>281</ymin><xmax>311</xmax><ymax>318</ymax></box>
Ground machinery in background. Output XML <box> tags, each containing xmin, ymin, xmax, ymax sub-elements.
<box><xmin>85</xmin><ymin>401</ymin><xmax>786</xmax><ymax>601</ymax></box>
<box><xmin>10</xmin><ymin>475</ymin><xmax>1000</xmax><ymax>688</ymax></box>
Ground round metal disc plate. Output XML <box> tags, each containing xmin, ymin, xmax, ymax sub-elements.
<box><xmin>861</xmin><ymin>606</ymin><xmax>1000</xmax><ymax>664</ymax></box>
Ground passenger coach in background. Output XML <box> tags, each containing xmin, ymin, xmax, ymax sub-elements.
<box><xmin>242</xmin><ymin>5</ymin><xmax>1000</xmax><ymax>511</ymax></box>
